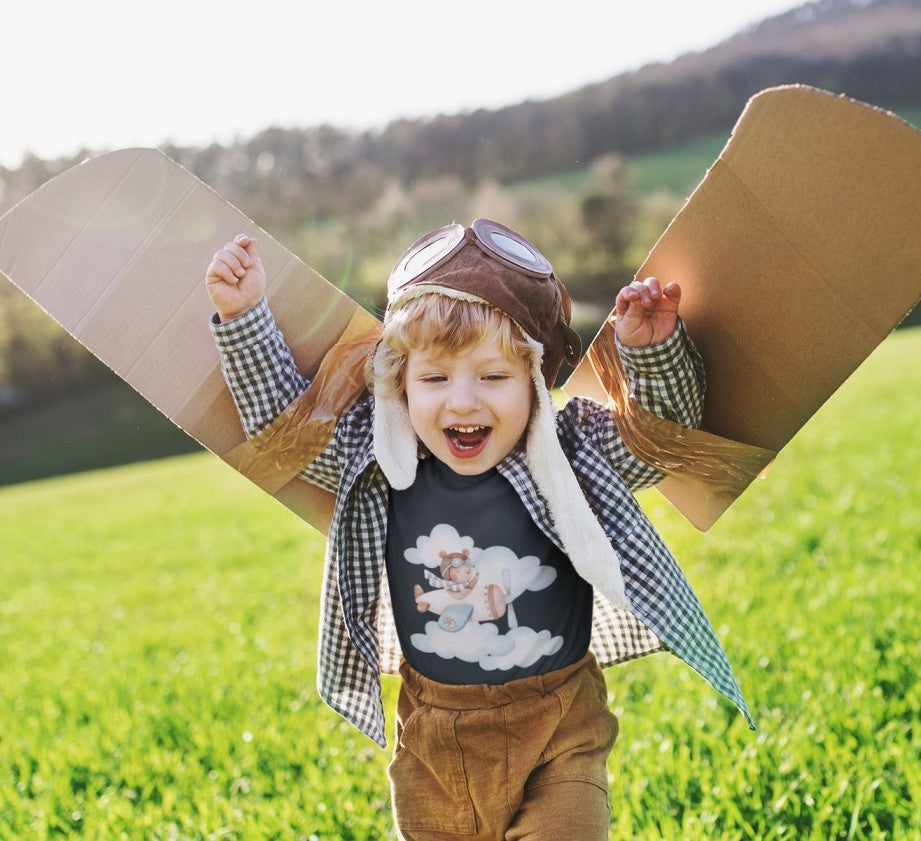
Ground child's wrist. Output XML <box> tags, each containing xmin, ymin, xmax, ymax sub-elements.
<box><xmin>216</xmin><ymin>300</ymin><xmax>262</xmax><ymax>323</ymax></box>
<box><xmin>615</xmin><ymin>320</ymin><xmax>686</xmax><ymax>370</ymax></box>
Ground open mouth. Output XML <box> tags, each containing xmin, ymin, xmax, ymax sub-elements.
<box><xmin>444</xmin><ymin>425</ymin><xmax>491</xmax><ymax>458</ymax></box>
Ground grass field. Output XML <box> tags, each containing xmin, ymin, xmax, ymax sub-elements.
<box><xmin>2</xmin><ymin>321</ymin><xmax>920</xmax><ymax>840</ymax></box>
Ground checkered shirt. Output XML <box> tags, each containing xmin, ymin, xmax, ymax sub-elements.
<box><xmin>212</xmin><ymin>299</ymin><xmax>754</xmax><ymax>747</ymax></box>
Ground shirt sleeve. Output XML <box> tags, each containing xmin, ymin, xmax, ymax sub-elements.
<box><xmin>210</xmin><ymin>298</ymin><xmax>309</xmax><ymax>436</ymax></box>
<box><xmin>613</xmin><ymin>317</ymin><xmax>705</xmax><ymax>428</ymax></box>
<box><xmin>209</xmin><ymin>298</ymin><xmax>343</xmax><ymax>493</ymax></box>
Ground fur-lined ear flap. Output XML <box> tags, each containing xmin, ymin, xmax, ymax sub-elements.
<box><xmin>523</xmin><ymin>337</ymin><xmax>632</xmax><ymax>611</ymax></box>
<box><xmin>371</xmin><ymin>345</ymin><xmax>419</xmax><ymax>490</ymax></box>
<box><xmin>373</xmin><ymin>393</ymin><xmax>418</xmax><ymax>489</ymax></box>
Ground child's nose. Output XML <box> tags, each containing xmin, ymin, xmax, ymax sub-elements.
<box><xmin>446</xmin><ymin>381</ymin><xmax>479</xmax><ymax>412</ymax></box>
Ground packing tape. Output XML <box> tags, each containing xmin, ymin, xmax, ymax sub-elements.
<box><xmin>223</xmin><ymin>311</ymin><xmax>382</xmax><ymax>493</ymax></box>
<box><xmin>588</xmin><ymin>317</ymin><xmax>776</xmax><ymax>503</ymax></box>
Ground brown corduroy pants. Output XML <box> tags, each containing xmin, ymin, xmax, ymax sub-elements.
<box><xmin>388</xmin><ymin>651</ymin><xmax>619</xmax><ymax>840</ymax></box>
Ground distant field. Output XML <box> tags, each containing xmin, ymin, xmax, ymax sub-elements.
<box><xmin>0</xmin><ymin>382</ymin><xmax>201</xmax><ymax>486</ymax></box>
<box><xmin>507</xmin><ymin>132</ymin><xmax>723</xmax><ymax>201</ymax></box>
<box><xmin>627</xmin><ymin>102</ymin><xmax>921</xmax><ymax>199</ymax></box>
<box><xmin>2</xmin><ymin>327</ymin><xmax>919</xmax><ymax>839</ymax></box>
<box><xmin>528</xmin><ymin>102</ymin><xmax>921</xmax><ymax>200</ymax></box>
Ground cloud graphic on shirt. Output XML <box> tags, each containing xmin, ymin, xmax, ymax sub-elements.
<box><xmin>411</xmin><ymin>622</ymin><xmax>563</xmax><ymax>670</ymax></box>
<box><xmin>403</xmin><ymin>526</ymin><xmax>557</xmax><ymax>598</ymax></box>
<box><xmin>479</xmin><ymin>627</ymin><xmax>563</xmax><ymax>671</ymax></box>
<box><xmin>472</xmin><ymin>545</ymin><xmax>556</xmax><ymax>597</ymax></box>
<box><xmin>404</xmin><ymin>523</ymin><xmax>479</xmax><ymax>569</ymax></box>
<box><xmin>411</xmin><ymin>621</ymin><xmax>514</xmax><ymax>662</ymax></box>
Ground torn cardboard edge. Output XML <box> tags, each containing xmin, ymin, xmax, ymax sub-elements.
<box><xmin>566</xmin><ymin>84</ymin><xmax>921</xmax><ymax>529</ymax></box>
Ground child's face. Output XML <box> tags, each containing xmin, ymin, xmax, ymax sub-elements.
<box><xmin>404</xmin><ymin>334</ymin><xmax>533</xmax><ymax>476</ymax></box>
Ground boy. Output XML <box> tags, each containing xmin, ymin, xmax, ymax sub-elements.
<box><xmin>205</xmin><ymin>220</ymin><xmax>751</xmax><ymax>839</ymax></box>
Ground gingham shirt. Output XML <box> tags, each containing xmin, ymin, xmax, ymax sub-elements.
<box><xmin>212</xmin><ymin>299</ymin><xmax>753</xmax><ymax>747</ymax></box>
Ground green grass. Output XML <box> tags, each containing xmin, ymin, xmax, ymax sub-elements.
<box><xmin>0</xmin><ymin>458</ymin><xmax>395</xmax><ymax>839</ymax></box>
<box><xmin>608</xmin><ymin>326</ymin><xmax>921</xmax><ymax>839</ymax></box>
<box><xmin>2</xmin><ymin>329</ymin><xmax>919</xmax><ymax>840</ymax></box>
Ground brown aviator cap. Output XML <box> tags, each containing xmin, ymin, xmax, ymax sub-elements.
<box><xmin>387</xmin><ymin>219</ymin><xmax>582</xmax><ymax>388</ymax></box>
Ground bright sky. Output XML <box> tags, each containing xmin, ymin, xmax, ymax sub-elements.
<box><xmin>2</xmin><ymin>0</ymin><xmax>803</xmax><ymax>169</ymax></box>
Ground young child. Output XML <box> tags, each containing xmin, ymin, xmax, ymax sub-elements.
<box><xmin>205</xmin><ymin>220</ymin><xmax>751</xmax><ymax>840</ymax></box>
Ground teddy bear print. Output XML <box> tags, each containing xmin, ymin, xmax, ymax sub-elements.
<box><xmin>413</xmin><ymin>548</ymin><xmax>508</xmax><ymax>632</ymax></box>
<box><xmin>404</xmin><ymin>524</ymin><xmax>563</xmax><ymax>669</ymax></box>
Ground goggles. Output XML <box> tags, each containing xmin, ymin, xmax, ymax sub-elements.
<box><xmin>389</xmin><ymin>218</ymin><xmax>554</xmax><ymax>293</ymax></box>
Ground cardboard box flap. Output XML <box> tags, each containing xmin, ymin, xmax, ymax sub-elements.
<box><xmin>0</xmin><ymin>147</ymin><xmax>376</xmax><ymax>534</ymax></box>
<box><xmin>566</xmin><ymin>85</ymin><xmax>921</xmax><ymax>530</ymax></box>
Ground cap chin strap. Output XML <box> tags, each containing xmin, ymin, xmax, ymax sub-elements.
<box><xmin>371</xmin><ymin>336</ymin><xmax>632</xmax><ymax>613</ymax></box>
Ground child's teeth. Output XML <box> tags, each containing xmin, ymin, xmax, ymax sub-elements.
<box><xmin>446</xmin><ymin>425</ymin><xmax>489</xmax><ymax>451</ymax></box>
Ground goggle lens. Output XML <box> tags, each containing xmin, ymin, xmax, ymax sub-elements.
<box><xmin>388</xmin><ymin>218</ymin><xmax>552</xmax><ymax>296</ymax></box>
<box><xmin>401</xmin><ymin>227</ymin><xmax>464</xmax><ymax>278</ymax></box>
<box><xmin>491</xmin><ymin>233</ymin><xmax>533</xmax><ymax>262</ymax></box>
<box><xmin>471</xmin><ymin>218</ymin><xmax>552</xmax><ymax>278</ymax></box>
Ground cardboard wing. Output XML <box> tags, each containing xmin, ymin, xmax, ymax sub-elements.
<box><xmin>0</xmin><ymin>147</ymin><xmax>379</xmax><ymax>534</ymax></box>
<box><xmin>3</xmin><ymin>86</ymin><xmax>919</xmax><ymax>537</ymax></box>
<box><xmin>566</xmin><ymin>85</ymin><xmax>921</xmax><ymax>531</ymax></box>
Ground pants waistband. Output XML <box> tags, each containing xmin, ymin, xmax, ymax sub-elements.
<box><xmin>397</xmin><ymin>650</ymin><xmax>597</xmax><ymax>710</ymax></box>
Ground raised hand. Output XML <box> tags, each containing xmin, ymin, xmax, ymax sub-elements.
<box><xmin>614</xmin><ymin>276</ymin><xmax>681</xmax><ymax>347</ymax></box>
<box><xmin>205</xmin><ymin>235</ymin><xmax>266</xmax><ymax>322</ymax></box>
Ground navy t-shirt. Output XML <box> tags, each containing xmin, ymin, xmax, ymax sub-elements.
<box><xmin>386</xmin><ymin>456</ymin><xmax>593</xmax><ymax>684</ymax></box>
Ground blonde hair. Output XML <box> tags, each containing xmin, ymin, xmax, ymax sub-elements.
<box><xmin>371</xmin><ymin>293</ymin><xmax>533</xmax><ymax>400</ymax></box>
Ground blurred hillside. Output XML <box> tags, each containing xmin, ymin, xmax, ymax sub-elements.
<box><xmin>4</xmin><ymin>0</ymin><xmax>920</xmax><ymax>223</ymax></box>
<box><xmin>1</xmin><ymin>0</ymin><xmax>920</xmax><ymax>481</ymax></box>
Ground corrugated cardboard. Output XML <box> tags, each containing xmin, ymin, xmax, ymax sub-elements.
<box><xmin>566</xmin><ymin>85</ymin><xmax>921</xmax><ymax>530</ymax></box>
<box><xmin>0</xmin><ymin>147</ymin><xmax>376</xmax><ymax>533</ymax></box>
<box><xmin>2</xmin><ymin>86</ymin><xmax>919</xmax><ymax>536</ymax></box>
